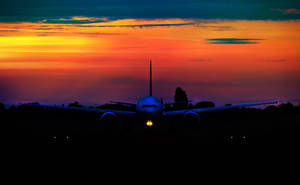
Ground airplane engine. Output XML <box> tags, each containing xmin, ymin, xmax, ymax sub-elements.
<box><xmin>183</xmin><ymin>111</ymin><xmax>200</xmax><ymax>126</ymax></box>
<box><xmin>99</xmin><ymin>112</ymin><xmax>120</xmax><ymax>130</ymax></box>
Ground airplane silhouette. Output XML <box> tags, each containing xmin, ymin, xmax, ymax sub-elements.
<box><xmin>24</xmin><ymin>61</ymin><xmax>277</xmax><ymax>127</ymax></box>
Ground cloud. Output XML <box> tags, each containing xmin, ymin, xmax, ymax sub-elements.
<box><xmin>1</xmin><ymin>1</ymin><xmax>300</xmax><ymax>23</ymax></box>
<box><xmin>0</xmin><ymin>29</ymin><xmax>21</xmax><ymax>32</ymax></box>
<box><xmin>36</xmin><ymin>34</ymin><xmax>49</xmax><ymax>37</ymax></box>
<box><xmin>194</xmin><ymin>25</ymin><xmax>235</xmax><ymax>31</ymax></box>
<box><xmin>272</xmin><ymin>8</ymin><xmax>300</xmax><ymax>15</ymax></box>
<box><xmin>41</xmin><ymin>16</ymin><xmax>110</xmax><ymax>24</ymax></box>
<box><xmin>0</xmin><ymin>16</ymin><xmax>111</xmax><ymax>24</ymax></box>
<box><xmin>32</xmin><ymin>27</ymin><xmax>65</xmax><ymax>31</ymax></box>
<box><xmin>0</xmin><ymin>15</ymin><xmax>195</xmax><ymax>29</ymax></box>
<box><xmin>103</xmin><ymin>77</ymin><xmax>145</xmax><ymax>85</ymax></box>
<box><xmin>78</xmin><ymin>22</ymin><xmax>194</xmax><ymax>28</ymax></box>
<box><xmin>206</xmin><ymin>38</ymin><xmax>264</xmax><ymax>44</ymax></box>
<box><xmin>264</xmin><ymin>59</ymin><xmax>287</xmax><ymax>62</ymax></box>
<box><xmin>213</xmin><ymin>26</ymin><xmax>236</xmax><ymax>31</ymax></box>
<box><xmin>189</xmin><ymin>58</ymin><xmax>212</xmax><ymax>62</ymax></box>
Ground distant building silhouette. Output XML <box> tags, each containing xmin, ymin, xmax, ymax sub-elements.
<box><xmin>68</xmin><ymin>101</ymin><xmax>83</xmax><ymax>107</ymax></box>
<box><xmin>195</xmin><ymin>101</ymin><xmax>215</xmax><ymax>108</ymax></box>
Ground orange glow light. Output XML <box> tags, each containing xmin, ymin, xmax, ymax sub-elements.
<box><xmin>146</xmin><ymin>120</ymin><xmax>153</xmax><ymax>127</ymax></box>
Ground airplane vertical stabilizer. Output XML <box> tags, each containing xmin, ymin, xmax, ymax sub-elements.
<box><xmin>149</xmin><ymin>60</ymin><xmax>152</xmax><ymax>96</ymax></box>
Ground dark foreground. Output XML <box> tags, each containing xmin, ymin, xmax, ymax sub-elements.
<box><xmin>1</xmin><ymin>103</ymin><xmax>300</xmax><ymax>144</ymax></box>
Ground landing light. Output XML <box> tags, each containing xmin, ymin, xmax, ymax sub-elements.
<box><xmin>146</xmin><ymin>120</ymin><xmax>153</xmax><ymax>127</ymax></box>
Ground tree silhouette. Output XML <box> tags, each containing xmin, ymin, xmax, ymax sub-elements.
<box><xmin>68</xmin><ymin>101</ymin><xmax>83</xmax><ymax>107</ymax></box>
<box><xmin>0</xmin><ymin>103</ymin><xmax>5</xmax><ymax>111</ymax></box>
<box><xmin>174</xmin><ymin>87</ymin><xmax>188</xmax><ymax>109</ymax></box>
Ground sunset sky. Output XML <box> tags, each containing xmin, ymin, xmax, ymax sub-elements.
<box><xmin>0</xmin><ymin>0</ymin><xmax>300</xmax><ymax>105</ymax></box>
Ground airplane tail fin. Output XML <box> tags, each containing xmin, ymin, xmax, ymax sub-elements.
<box><xmin>149</xmin><ymin>60</ymin><xmax>152</xmax><ymax>96</ymax></box>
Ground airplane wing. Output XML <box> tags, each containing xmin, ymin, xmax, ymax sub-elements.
<box><xmin>109</xmin><ymin>101</ymin><xmax>136</xmax><ymax>106</ymax></box>
<box><xmin>21</xmin><ymin>103</ymin><xmax>136</xmax><ymax>116</ymax></box>
<box><xmin>163</xmin><ymin>100</ymin><xmax>278</xmax><ymax>116</ymax></box>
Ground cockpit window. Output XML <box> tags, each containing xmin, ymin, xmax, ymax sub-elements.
<box><xmin>142</xmin><ymin>104</ymin><xmax>157</xmax><ymax>108</ymax></box>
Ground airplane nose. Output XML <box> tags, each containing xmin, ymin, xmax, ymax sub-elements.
<box><xmin>143</xmin><ymin>107</ymin><xmax>159</xmax><ymax>115</ymax></box>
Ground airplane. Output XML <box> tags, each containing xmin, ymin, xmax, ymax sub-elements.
<box><xmin>22</xmin><ymin>60</ymin><xmax>277</xmax><ymax>128</ymax></box>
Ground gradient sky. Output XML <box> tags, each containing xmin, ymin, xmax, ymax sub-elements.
<box><xmin>0</xmin><ymin>0</ymin><xmax>300</xmax><ymax>105</ymax></box>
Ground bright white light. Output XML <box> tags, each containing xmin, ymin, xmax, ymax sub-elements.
<box><xmin>146</xmin><ymin>120</ymin><xmax>153</xmax><ymax>127</ymax></box>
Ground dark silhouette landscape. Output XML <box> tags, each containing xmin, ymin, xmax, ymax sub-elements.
<box><xmin>2</xmin><ymin>89</ymin><xmax>299</xmax><ymax>144</ymax></box>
